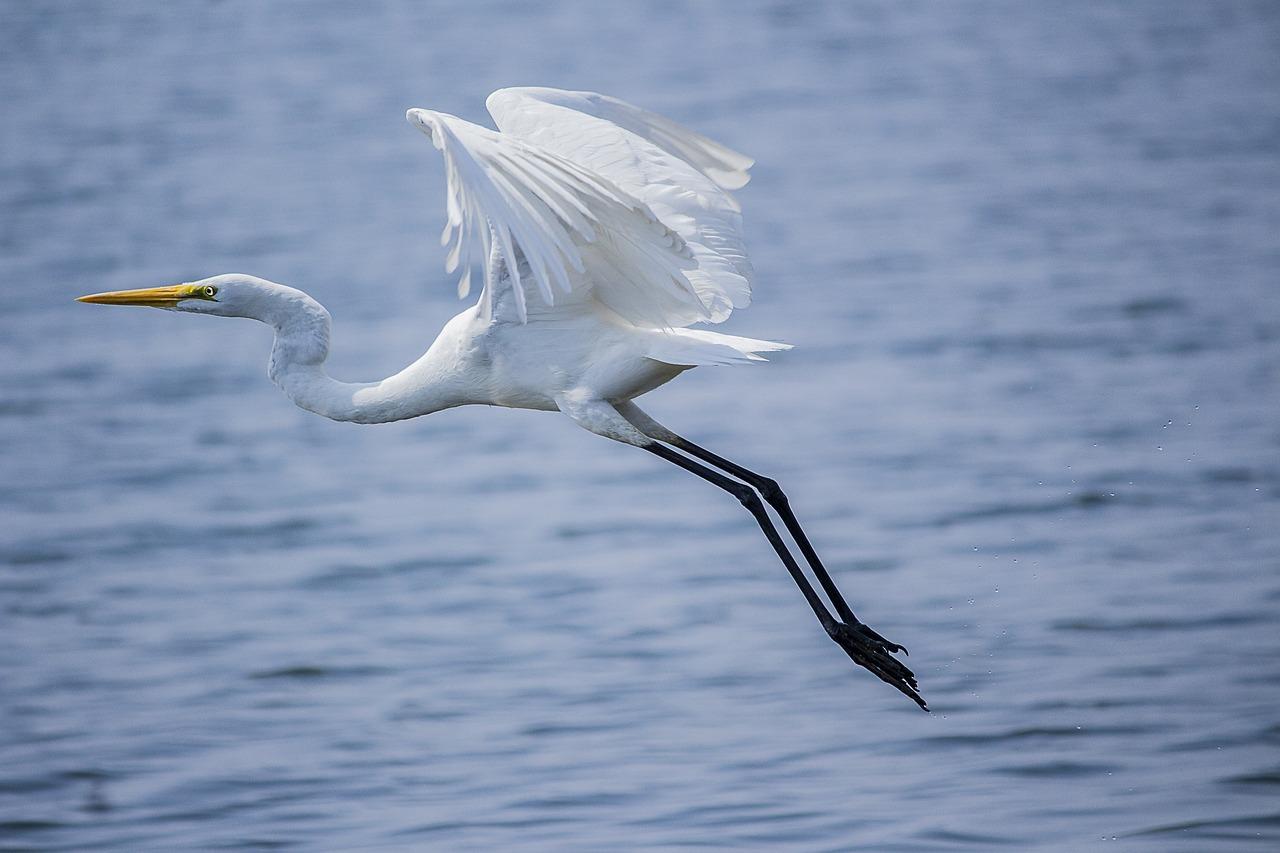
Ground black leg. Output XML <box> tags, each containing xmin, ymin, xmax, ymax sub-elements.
<box><xmin>643</xmin><ymin>442</ymin><xmax>926</xmax><ymax>710</ymax></box>
<box><xmin>669</xmin><ymin>437</ymin><xmax>907</xmax><ymax>650</ymax></box>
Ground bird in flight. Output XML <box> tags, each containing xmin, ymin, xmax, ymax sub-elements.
<box><xmin>79</xmin><ymin>88</ymin><xmax>925</xmax><ymax>709</ymax></box>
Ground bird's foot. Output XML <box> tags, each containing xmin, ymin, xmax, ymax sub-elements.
<box><xmin>827</xmin><ymin>621</ymin><xmax>928</xmax><ymax>711</ymax></box>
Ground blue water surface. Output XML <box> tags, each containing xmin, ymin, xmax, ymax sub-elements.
<box><xmin>2</xmin><ymin>1</ymin><xmax>1278</xmax><ymax>849</ymax></box>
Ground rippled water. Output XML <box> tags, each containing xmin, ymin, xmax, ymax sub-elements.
<box><xmin>3</xmin><ymin>2</ymin><xmax>1279</xmax><ymax>849</ymax></box>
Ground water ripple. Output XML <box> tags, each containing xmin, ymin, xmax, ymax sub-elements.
<box><xmin>3</xmin><ymin>2</ymin><xmax>1278</xmax><ymax>850</ymax></box>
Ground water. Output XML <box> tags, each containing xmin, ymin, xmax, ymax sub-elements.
<box><xmin>2</xmin><ymin>1</ymin><xmax>1278</xmax><ymax>849</ymax></box>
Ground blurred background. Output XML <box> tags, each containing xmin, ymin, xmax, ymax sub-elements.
<box><xmin>2</xmin><ymin>1</ymin><xmax>1278</xmax><ymax>849</ymax></box>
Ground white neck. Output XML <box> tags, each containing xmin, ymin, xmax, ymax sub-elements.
<box><xmin>264</xmin><ymin>295</ymin><xmax>468</xmax><ymax>424</ymax></box>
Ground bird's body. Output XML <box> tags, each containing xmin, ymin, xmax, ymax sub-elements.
<box><xmin>79</xmin><ymin>88</ymin><xmax>926</xmax><ymax>709</ymax></box>
<box><xmin>264</xmin><ymin>285</ymin><xmax>694</xmax><ymax>428</ymax></box>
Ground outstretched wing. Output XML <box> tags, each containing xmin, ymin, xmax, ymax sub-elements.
<box><xmin>486</xmin><ymin>87</ymin><xmax>755</xmax><ymax>323</ymax></box>
<box><xmin>408</xmin><ymin>108</ymin><xmax>711</xmax><ymax>327</ymax></box>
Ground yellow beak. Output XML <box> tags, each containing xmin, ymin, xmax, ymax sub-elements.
<box><xmin>77</xmin><ymin>284</ymin><xmax>204</xmax><ymax>307</ymax></box>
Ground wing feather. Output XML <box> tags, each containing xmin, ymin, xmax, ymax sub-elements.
<box><xmin>408</xmin><ymin>107</ymin><xmax>709</xmax><ymax>326</ymax></box>
<box><xmin>486</xmin><ymin>87</ymin><xmax>756</xmax><ymax>324</ymax></box>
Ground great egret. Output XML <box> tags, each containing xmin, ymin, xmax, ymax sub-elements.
<box><xmin>79</xmin><ymin>88</ymin><xmax>925</xmax><ymax>709</ymax></box>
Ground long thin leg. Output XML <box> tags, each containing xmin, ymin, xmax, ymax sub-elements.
<box><xmin>644</xmin><ymin>442</ymin><xmax>836</xmax><ymax>631</ymax></box>
<box><xmin>678</xmin><ymin>440</ymin><xmax>860</xmax><ymax>614</ymax></box>
<box><xmin>615</xmin><ymin>401</ymin><xmax>903</xmax><ymax>651</ymax></box>
<box><xmin>674</xmin><ymin>440</ymin><xmax>912</xmax><ymax>649</ymax></box>
<box><xmin>558</xmin><ymin>395</ymin><xmax>925</xmax><ymax>709</ymax></box>
<box><xmin>643</xmin><ymin>443</ymin><xmax>925</xmax><ymax>709</ymax></box>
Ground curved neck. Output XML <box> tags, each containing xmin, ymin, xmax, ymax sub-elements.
<box><xmin>266</xmin><ymin>296</ymin><xmax>468</xmax><ymax>424</ymax></box>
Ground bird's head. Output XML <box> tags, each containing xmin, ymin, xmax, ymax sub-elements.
<box><xmin>78</xmin><ymin>274</ymin><xmax>318</xmax><ymax>324</ymax></box>
<box><xmin>79</xmin><ymin>273</ymin><xmax>332</xmax><ymax>371</ymax></box>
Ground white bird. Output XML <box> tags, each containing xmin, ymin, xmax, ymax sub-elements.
<box><xmin>79</xmin><ymin>87</ymin><xmax>925</xmax><ymax>709</ymax></box>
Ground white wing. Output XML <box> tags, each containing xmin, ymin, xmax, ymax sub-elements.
<box><xmin>486</xmin><ymin>87</ymin><xmax>755</xmax><ymax>323</ymax></box>
<box><xmin>408</xmin><ymin>108</ymin><xmax>712</xmax><ymax>327</ymax></box>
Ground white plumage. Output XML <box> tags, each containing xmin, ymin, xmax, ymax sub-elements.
<box><xmin>78</xmin><ymin>88</ymin><xmax>925</xmax><ymax>709</ymax></box>
<box><xmin>409</xmin><ymin>86</ymin><xmax>757</xmax><ymax>330</ymax></box>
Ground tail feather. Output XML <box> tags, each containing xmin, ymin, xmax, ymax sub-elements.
<box><xmin>646</xmin><ymin>328</ymin><xmax>792</xmax><ymax>367</ymax></box>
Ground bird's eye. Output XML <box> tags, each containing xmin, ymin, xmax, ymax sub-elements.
<box><xmin>203</xmin><ymin>286</ymin><xmax>217</xmax><ymax>298</ymax></box>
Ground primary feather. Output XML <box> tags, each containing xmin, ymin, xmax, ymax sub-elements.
<box><xmin>407</xmin><ymin>88</ymin><xmax>758</xmax><ymax>329</ymax></box>
<box><xmin>487</xmin><ymin>87</ymin><xmax>754</xmax><ymax>325</ymax></box>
